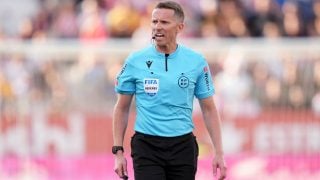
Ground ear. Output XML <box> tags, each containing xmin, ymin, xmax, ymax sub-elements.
<box><xmin>176</xmin><ymin>22</ymin><xmax>184</xmax><ymax>33</ymax></box>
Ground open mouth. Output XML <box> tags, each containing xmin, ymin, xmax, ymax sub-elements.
<box><xmin>154</xmin><ymin>33</ymin><xmax>165</xmax><ymax>38</ymax></box>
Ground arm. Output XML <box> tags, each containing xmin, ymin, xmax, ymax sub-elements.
<box><xmin>113</xmin><ymin>93</ymin><xmax>133</xmax><ymax>178</ymax></box>
<box><xmin>199</xmin><ymin>96</ymin><xmax>227</xmax><ymax>180</ymax></box>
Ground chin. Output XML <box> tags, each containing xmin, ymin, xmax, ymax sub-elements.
<box><xmin>155</xmin><ymin>41</ymin><xmax>167</xmax><ymax>47</ymax></box>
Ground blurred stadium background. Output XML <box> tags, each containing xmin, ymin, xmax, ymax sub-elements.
<box><xmin>0</xmin><ymin>0</ymin><xmax>320</xmax><ymax>179</ymax></box>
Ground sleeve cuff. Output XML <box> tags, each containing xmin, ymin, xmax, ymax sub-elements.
<box><xmin>196</xmin><ymin>90</ymin><xmax>214</xmax><ymax>99</ymax></box>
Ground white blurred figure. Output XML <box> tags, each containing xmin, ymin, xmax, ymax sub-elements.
<box><xmin>0</xmin><ymin>0</ymin><xmax>38</xmax><ymax>37</ymax></box>
<box><xmin>215</xmin><ymin>47</ymin><xmax>260</xmax><ymax>119</ymax></box>
<box><xmin>5</xmin><ymin>54</ymin><xmax>31</xmax><ymax>119</ymax></box>
<box><xmin>312</xmin><ymin>92</ymin><xmax>320</xmax><ymax>116</ymax></box>
<box><xmin>78</xmin><ymin>0</ymin><xmax>107</xmax><ymax>41</ymax></box>
<box><xmin>131</xmin><ymin>16</ymin><xmax>152</xmax><ymax>47</ymax></box>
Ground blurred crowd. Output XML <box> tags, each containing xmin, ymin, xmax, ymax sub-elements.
<box><xmin>0</xmin><ymin>51</ymin><xmax>118</xmax><ymax>118</ymax></box>
<box><xmin>0</xmin><ymin>0</ymin><xmax>319</xmax><ymax>40</ymax></box>
<box><xmin>212</xmin><ymin>53</ymin><xmax>320</xmax><ymax>117</ymax></box>
<box><xmin>1</xmin><ymin>0</ymin><xmax>320</xmax><ymax>119</ymax></box>
<box><xmin>1</xmin><ymin>47</ymin><xmax>320</xmax><ymax>119</ymax></box>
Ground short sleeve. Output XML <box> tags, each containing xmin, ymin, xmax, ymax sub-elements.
<box><xmin>115</xmin><ymin>58</ymin><xmax>136</xmax><ymax>94</ymax></box>
<box><xmin>195</xmin><ymin>61</ymin><xmax>215</xmax><ymax>99</ymax></box>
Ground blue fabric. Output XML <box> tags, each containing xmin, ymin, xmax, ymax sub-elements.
<box><xmin>115</xmin><ymin>44</ymin><xmax>215</xmax><ymax>136</ymax></box>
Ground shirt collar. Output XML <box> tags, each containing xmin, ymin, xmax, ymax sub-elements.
<box><xmin>152</xmin><ymin>44</ymin><xmax>180</xmax><ymax>58</ymax></box>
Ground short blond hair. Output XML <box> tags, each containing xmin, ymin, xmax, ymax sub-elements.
<box><xmin>155</xmin><ymin>1</ymin><xmax>185</xmax><ymax>22</ymax></box>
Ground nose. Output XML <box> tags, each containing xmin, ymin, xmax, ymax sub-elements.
<box><xmin>153</xmin><ymin>22</ymin><xmax>162</xmax><ymax>30</ymax></box>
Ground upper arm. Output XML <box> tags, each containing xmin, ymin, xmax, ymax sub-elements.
<box><xmin>195</xmin><ymin>61</ymin><xmax>215</xmax><ymax>99</ymax></box>
<box><xmin>199</xmin><ymin>96</ymin><xmax>216</xmax><ymax>114</ymax></box>
<box><xmin>115</xmin><ymin>94</ymin><xmax>134</xmax><ymax>111</ymax></box>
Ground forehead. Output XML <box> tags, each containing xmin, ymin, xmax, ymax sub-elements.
<box><xmin>152</xmin><ymin>8</ymin><xmax>176</xmax><ymax>20</ymax></box>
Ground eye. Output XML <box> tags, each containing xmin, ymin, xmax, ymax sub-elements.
<box><xmin>160</xmin><ymin>20</ymin><xmax>169</xmax><ymax>24</ymax></box>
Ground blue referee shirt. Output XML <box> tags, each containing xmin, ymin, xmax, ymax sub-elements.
<box><xmin>115</xmin><ymin>44</ymin><xmax>215</xmax><ymax>137</ymax></box>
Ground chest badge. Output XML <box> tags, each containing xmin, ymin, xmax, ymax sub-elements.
<box><xmin>178</xmin><ymin>73</ymin><xmax>189</xmax><ymax>88</ymax></box>
<box><xmin>144</xmin><ymin>78</ymin><xmax>159</xmax><ymax>96</ymax></box>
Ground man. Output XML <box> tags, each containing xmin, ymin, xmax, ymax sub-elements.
<box><xmin>113</xmin><ymin>1</ymin><xmax>227</xmax><ymax>180</ymax></box>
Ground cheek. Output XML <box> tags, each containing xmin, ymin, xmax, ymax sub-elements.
<box><xmin>168</xmin><ymin>28</ymin><xmax>178</xmax><ymax>36</ymax></box>
<box><xmin>171</xmin><ymin>30</ymin><xmax>179</xmax><ymax>37</ymax></box>
<box><xmin>166</xmin><ymin>32</ymin><xmax>175</xmax><ymax>40</ymax></box>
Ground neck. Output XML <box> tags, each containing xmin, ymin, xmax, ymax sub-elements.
<box><xmin>156</xmin><ymin>43</ymin><xmax>178</xmax><ymax>54</ymax></box>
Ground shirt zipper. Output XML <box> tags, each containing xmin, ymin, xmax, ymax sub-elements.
<box><xmin>165</xmin><ymin>54</ymin><xmax>169</xmax><ymax>72</ymax></box>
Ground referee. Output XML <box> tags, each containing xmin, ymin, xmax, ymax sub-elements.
<box><xmin>112</xmin><ymin>1</ymin><xmax>227</xmax><ymax>180</ymax></box>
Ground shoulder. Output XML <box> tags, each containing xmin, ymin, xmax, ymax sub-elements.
<box><xmin>179</xmin><ymin>45</ymin><xmax>205</xmax><ymax>59</ymax></box>
<box><xmin>126</xmin><ymin>45</ymin><xmax>153</xmax><ymax>63</ymax></box>
<box><xmin>178</xmin><ymin>44</ymin><xmax>207</xmax><ymax>65</ymax></box>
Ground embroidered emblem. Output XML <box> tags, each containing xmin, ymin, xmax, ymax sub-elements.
<box><xmin>144</xmin><ymin>78</ymin><xmax>159</xmax><ymax>96</ymax></box>
<box><xmin>178</xmin><ymin>74</ymin><xmax>189</xmax><ymax>88</ymax></box>
<box><xmin>118</xmin><ymin>64</ymin><xmax>127</xmax><ymax>77</ymax></box>
<box><xmin>203</xmin><ymin>66</ymin><xmax>210</xmax><ymax>90</ymax></box>
<box><xmin>146</xmin><ymin>60</ymin><xmax>153</xmax><ymax>69</ymax></box>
